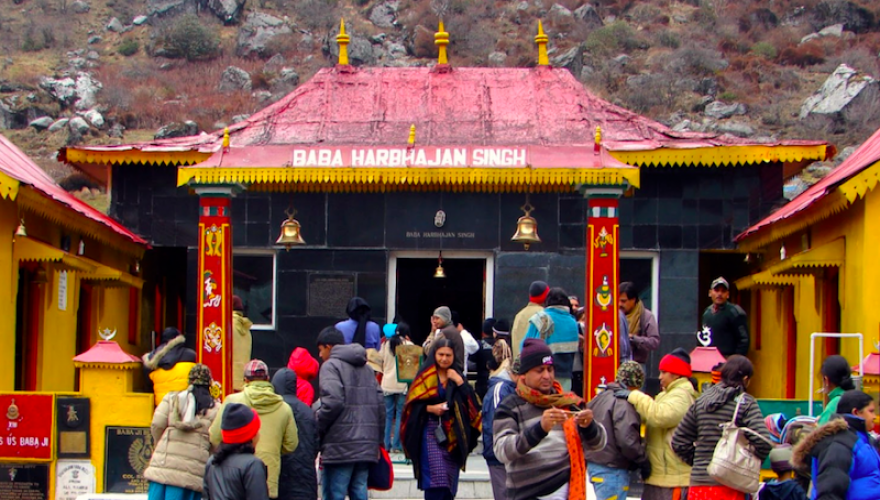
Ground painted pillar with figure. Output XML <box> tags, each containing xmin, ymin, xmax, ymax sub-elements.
<box><xmin>196</xmin><ymin>185</ymin><xmax>240</xmax><ymax>397</ymax></box>
<box><xmin>583</xmin><ymin>186</ymin><xmax>627</xmax><ymax>400</ymax></box>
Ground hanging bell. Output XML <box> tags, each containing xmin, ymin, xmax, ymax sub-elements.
<box><xmin>433</xmin><ymin>263</ymin><xmax>446</xmax><ymax>279</ymax></box>
<box><xmin>275</xmin><ymin>215</ymin><xmax>306</xmax><ymax>250</ymax></box>
<box><xmin>511</xmin><ymin>214</ymin><xmax>541</xmax><ymax>250</ymax></box>
<box><xmin>15</xmin><ymin>219</ymin><xmax>26</xmax><ymax>238</ymax></box>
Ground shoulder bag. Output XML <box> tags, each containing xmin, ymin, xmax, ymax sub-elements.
<box><xmin>707</xmin><ymin>393</ymin><xmax>772</xmax><ymax>494</ymax></box>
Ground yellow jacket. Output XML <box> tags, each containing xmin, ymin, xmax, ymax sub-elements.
<box><xmin>149</xmin><ymin>362</ymin><xmax>196</xmax><ymax>406</ymax></box>
<box><xmin>628</xmin><ymin>377</ymin><xmax>696</xmax><ymax>488</ymax></box>
<box><xmin>232</xmin><ymin>311</ymin><xmax>253</xmax><ymax>391</ymax></box>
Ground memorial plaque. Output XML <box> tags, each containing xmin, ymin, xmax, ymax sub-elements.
<box><xmin>0</xmin><ymin>463</ymin><xmax>49</xmax><ymax>500</ymax></box>
<box><xmin>0</xmin><ymin>394</ymin><xmax>54</xmax><ymax>461</ymax></box>
<box><xmin>103</xmin><ymin>427</ymin><xmax>153</xmax><ymax>494</ymax></box>
<box><xmin>55</xmin><ymin>460</ymin><xmax>95</xmax><ymax>500</ymax></box>
<box><xmin>56</xmin><ymin>398</ymin><xmax>90</xmax><ymax>458</ymax></box>
<box><xmin>308</xmin><ymin>274</ymin><xmax>354</xmax><ymax>317</ymax></box>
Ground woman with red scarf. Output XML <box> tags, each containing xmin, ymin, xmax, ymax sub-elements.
<box><xmin>401</xmin><ymin>339</ymin><xmax>482</xmax><ymax>500</ymax></box>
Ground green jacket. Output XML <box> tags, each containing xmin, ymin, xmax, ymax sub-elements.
<box><xmin>817</xmin><ymin>386</ymin><xmax>845</xmax><ymax>425</ymax></box>
<box><xmin>210</xmin><ymin>381</ymin><xmax>298</xmax><ymax>499</ymax></box>
<box><xmin>628</xmin><ymin>377</ymin><xmax>697</xmax><ymax>487</ymax></box>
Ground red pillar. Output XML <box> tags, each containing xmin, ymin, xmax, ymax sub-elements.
<box><xmin>196</xmin><ymin>189</ymin><xmax>236</xmax><ymax>397</ymax></box>
<box><xmin>583</xmin><ymin>190</ymin><xmax>624</xmax><ymax>400</ymax></box>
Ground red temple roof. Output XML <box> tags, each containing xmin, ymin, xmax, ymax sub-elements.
<box><xmin>690</xmin><ymin>346</ymin><xmax>727</xmax><ymax>373</ymax></box>
<box><xmin>73</xmin><ymin>340</ymin><xmax>141</xmax><ymax>365</ymax></box>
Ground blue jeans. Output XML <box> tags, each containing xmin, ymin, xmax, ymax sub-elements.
<box><xmin>322</xmin><ymin>462</ymin><xmax>369</xmax><ymax>500</ymax></box>
<box><xmin>587</xmin><ymin>462</ymin><xmax>630</xmax><ymax>500</ymax></box>
<box><xmin>384</xmin><ymin>393</ymin><xmax>406</xmax><ymax>450</ymax></box>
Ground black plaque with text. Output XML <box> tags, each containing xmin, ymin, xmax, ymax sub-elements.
<box><xmin>308</xmin><ymin>274</ymin><xmax>354</xmax><ymax>317</ymax></box>
<box><xmin>103</xmin><ymin>427</ymin><xmax>153</xmax><ymax>494</ymax></box>
<box><xmin>0</xmin><ymin>464</ymin><xmax>49</xmax><ymax>500</ymax></box>
<box><xmin>56</xmin><ymin>397</ymin><xmax>90</xmax><ymax>459</ymax></box>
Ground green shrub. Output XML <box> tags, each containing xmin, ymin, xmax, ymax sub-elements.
<box><xmin>719</xmin><ymin>91</ymin><xmax>737</xmax><ymax>101</ymax></box>
<box><xmin>585</xmin><ymin>21</ymin><xmax>645</xmax><ymax>56</ymax></box>
<box><xmin>751</xmin><ymin>41</ymin><xmax>777</xmax><ymax>60</ymax></box>
<box><xmin>161</xmin><ymin>14</ymin><xmax>220</xmax><ymax>62</ymax></box>
<box><xmin>657</xmin><ymin>31</ymin><xmax>681</xmax><ymax>49</ymax></box>
<box><xmin>117</xmin><ymin>38</ymin><xmax>139</xmax><ymax>57</ymax></box>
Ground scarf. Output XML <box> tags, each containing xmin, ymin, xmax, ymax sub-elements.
<box><xmin>626</xmin><ymin>300</ymin><xmax>643</xmax><ymax>337</ymax></box>
<box><xmin>401</xmin><ymin>364</ymin><xmax>482</xmax><ymax>470</ymax></box>
<box><xmin>529</xmin><ymin>310</ymin><xmax>556</xmax><ymax>341</ymax></box>
<box><xmin>515</xmin><ymin>378</ymin><xmax>587</xmax><ymax>500</ymax></box>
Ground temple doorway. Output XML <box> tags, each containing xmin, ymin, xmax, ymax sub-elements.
<box><xmin>388</xmin><ymin>251</ymin><xmax>494</xmax><ymax>347</ymax></box>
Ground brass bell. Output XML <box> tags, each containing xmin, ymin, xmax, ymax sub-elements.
<box><xmin>275</xmin><ymin>211</ymin><xmax>306</xmax><ymax>250</ymax></box>
<box><xmin>433</xmin><ymin>252</ymin><xmax>446</xmax><ymax>279</ymax></box>
<box><xmin>15</xmin><ymin>219</ymin><xmax>26</xmax><ymax>238</ymax></box>
<box><xmin>511</xmin><ymin>203</ymin><xmax>541</xmax><ymax>251</ymax></box>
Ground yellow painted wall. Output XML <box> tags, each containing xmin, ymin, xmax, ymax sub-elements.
<box><xmin>0</xmin><ymin>198</ymin><xmax>19</xmax><ymax>390</ymax></box>
<box><xmin>749</xmin><ymin>288</ymin><xmax>790</xmax><ymax>399</ymax></box>
<box><xmin>39</xmin><ymin>268</ymin><xmax>82</xmax><ymax>391</ymax></box>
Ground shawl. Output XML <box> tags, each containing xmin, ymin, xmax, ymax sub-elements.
<box><xmin>401</xmin><ymin>364</ymin><xmax>482</xmax><ymax>478</ymax></box>
<box><xmin>515</xmin><ymin>378</ymin><xmax>587</xmax><ymax>500</ymax></box>
<box><xmin>626</xmin><ymin>300</ymin><xmax>644</xmax><ymax>337</ymax></box>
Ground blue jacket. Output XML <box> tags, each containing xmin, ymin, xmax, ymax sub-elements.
<box><xmin>482</xmin><ymin>373</ymin><xmax>516</xmax><ymax>466</ymax></box>
<box><xmin>334</xmin><ymin>319</ymin><xmax>381</xmax><ymax>350</ymax></box>
<box><xmin>524</xmin><ymin>306</ymin><xmax>579</xmax><ymax>379</ymax></box>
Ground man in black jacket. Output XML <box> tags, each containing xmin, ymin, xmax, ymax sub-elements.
<box><xmin>316</xmin><ymin>327</ymin><xmax>385</xmax><ymax>500</ymax></box>
<box><xmin>271</xmin><ymin>368</ymin><xmax>318</xmax><ymax>500</ymax></box>
<box><xmin>701</xmin><ymin>277</ymin><xmax>749</xmax><ymax>357</ymax></box>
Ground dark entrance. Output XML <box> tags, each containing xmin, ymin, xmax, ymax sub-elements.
<box><xmin>394</xmin><ymin>258</ymin><xmax>486</xmax><ymax>346</ymax></box>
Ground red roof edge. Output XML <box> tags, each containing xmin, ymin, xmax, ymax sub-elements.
<box><xmin>73</xmin><ymin>340</ymin><xmax>141</xmax><ymax>364</ymax></box>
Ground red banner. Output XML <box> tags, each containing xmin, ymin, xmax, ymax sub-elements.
<box><xmin>584</xmin><ymin>197</ymin><xmax>620</xmax><ymax>400</ymax></box>
<box><xmin>0</xmin><ymin>394</ymin><xmax>54</xmax><ymax>460</ymax></box>
<box><xmin>197</xmin><ymin>197</ymin><xmax>234</xmax><ymax>397</ymax></box>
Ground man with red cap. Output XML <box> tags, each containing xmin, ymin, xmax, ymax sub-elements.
<box><xmin>614</xmin><ymin>348</ymin><xmax>697</xmax><ymax>500</ymax></box>
<box><xmin>511</xmin><ymin>281</ymin><xmax>549</xmax><ymax>359</ymax></box>
<box><xmin>203</xmin><ymin>403</ymin><xmax>270</xmax><ymax>500</ymax></box>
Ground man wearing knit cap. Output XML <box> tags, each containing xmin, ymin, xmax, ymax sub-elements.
<box><xmin>493</xmin><ymin>338</ymin><xmax>607</xmax><ymax>500</ymax></box>
<box><xmin>702</xmin><ymin>277</ymin><xmax>750</xmax><ymax>357</ymax></box>
<box><xmin>614</xmin><ymin>348</ymin><xmax>697</xmax><ymax>500</ymax></box>
<box><xmin>584</xmin><ymin>361</ymin><xmax>648</xmax><ymax>500</ymax></box>
<box><xmin>203</xmin><ymin>403</ymin><xmax>269</xmax><ymax>500</ymax></box>
<box><xmin>511</xmin><ymin>281</ymin><xmax>549</xmax><ymax>359</ymax></box>
<box><xmin>210</xmin><ymin>359</ymin><xmax>298</xmax><ymax>499</ymax></box>
<box><xmin>422</xmin><ymin>306</ymin><xmax>465</xmax><ymax>373</ymax></box>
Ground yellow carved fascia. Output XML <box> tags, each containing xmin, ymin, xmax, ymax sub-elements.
<box><xmin>767</xmin><ymin>237</ymin><xmax>845</xmax><ymax>276</ymax></box>
<box><xmin>737</xmin><ymin>191</ymin><xmax>850</xmax><ymax>252</ymax></box>
<box><xmin>0</xmin><ymin>170</ymin><xmax>20</xmax><ymax>200</ymax></box>
<box><xmin>839</xmin><ymin>160</ymin><xmax>880</xmax><ymax>203</ymax></box>
<box><xmin>73</xmin><ymin>361</ymin><xmax>140</xmax><ymax>370</ymax></box>
<box><xmin>17</xmin><ymin>187</ymin><xmax>146</xmax><ymax>258</ymax></box>
<box><xmin>178</xmin><ymin>166</ymin><xmax>640</xmax><ymax>191</ymax></box>
<box><xmin>734</xmin><ymin>269</ymin><xmax>799</xmax><ymax>290</ymax></box>
<box><xmin>65</xmin><ymin>148</ymin><xmax>211</xmax><ymax>166</ymax></box>
<box><xmin>611</xmin><ymin>144</ymin><xmax>827</xmax><ymax>167</ymax></box>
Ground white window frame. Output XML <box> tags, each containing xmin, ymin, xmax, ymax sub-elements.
<box><xmin>232</xmin><ymin>249</ymin><xmax>277</xmax><ymax>331</ymax></box>
<box><xmin>387</xmin><ymin>250</ymin><xmax>495</xmax><ymax>322</ymax></box>
<box><xmin>620</xmin><ymin>250</ymin><xmax>660</xmax><ymax>321</ymax></box>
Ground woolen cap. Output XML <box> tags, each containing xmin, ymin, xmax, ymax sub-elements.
<box><xmin>221</xmin><ymin>403</ymin><xmax>261</xmax><ymax>444</ymax></box>
<box><xmin>188</xmin><ymin>363</ymin><xmax>213</xmax><ymax>387</ymax></box>
<box><xmin>482</xmin><ymin>318</ymin><xmax>497</xmax><ymax>336</ymax></box>
<box><xmin>244</xmin><ymin>359</ymin><xmax>269</xmax><ymax>379</ymax></box>
<box><xmin>529</xmin><ymin>281</ymin><xmax>550</xmax><ymax>303</ymax></box>
<box><xmin>492</xmin><ymin>319</ymin><xmax>510</xmax><ymax>336</ymax></box>
<box><xmin>769</xmin><ymin>444</ymin><xmax>794</xmax><ymax>474</ymax></box>
<box><xmin>232</xmin><ymin>295</ymin><xmax>244</xmax><ymax>312</ymax></box>
<box><xmin>518</xmin><ymin>338</ymin><xmax>553</xmax><ymax>374</ymax></box>
<box><xmin>433</xmin><ymin>306</ymin><xmax>452</xmax><ymax>326</ymax></box>
<box><xmin>617</xmin><ymin>361</ymin><xmax>645</xmax><ymax>389</ymax></box>
<box><xmin>659</xmin><ymin>348</ymin><xmax>692</xmax><ymax>378</ymax></box>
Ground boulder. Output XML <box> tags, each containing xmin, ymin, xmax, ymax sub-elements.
<box><xmin>235</xmin><ymin>12</ymin><xmax>292</xmax><ymax>58</ymax></box>
<box><xmin>573</xmin><ymin>3</ymin><xmax>603</xmax><ymax>28</ymax></box>
<box><xmin>264</xmin><ymin>53</ymin><xmax>286</xmax><ymax>71</ymax></box>
<box><xmin>146</xmin><ymin>0</ymin><xmax>194</xmax><ymax>18</ymax></box>
<box><xmin>71</xmin><ymin>1</ymin><xmax>90</xmax><ymax>13</ymax></box>
<box><xmin>154</xmin><ymin>120</ymin><xmax>198</xmax><ymax>139</ymax></box>
<box><xmin>800</xmin><ymin>32</ymin><xmax>821</xmax><ymax>44</ymax></box>
<box><xmin>108</xmin><ymin>122</ymin><xmax>125</xmax><ymax>138</ymax></box>
<box><xmin>799</xmin><ymin>64</ymin><xmax>878</xmax><ymax>119</ymax></box>
<box><xmin>324</xmin><ymin>33</ymin><xmax>375</xmax><ymax>66</ymax></box>
<box><xmin>39</xmin><ymin>77</ymin><xmax>77</xmax><ymax>107</ymax></box>
<box><xmin>715</xmin><ymin>121</ymin><xmax>755</xmax><ymax>138</ymax></box>
<box><xmin>277</xmin><ymin>68</ymin><xmax>299</xmax><ymax>86</ymax></box>
<box><xmin>48</xmin><ymin>118</ymin><xmax>70</xmax><ymax>132</ymax></box>
<box><xmin>369</xmin><ymin>1</ymin><xmax>399</xmax><ymax>29</ymax></box>
<box><xmin>231</xmin><ymin>114</ymin><xmax>250</xmax><ymax>123</ymax></box>
<box><xmin>208</xmin><ymin>0</ymin><xmax>246</xmax><ymax>25</ymax></box>
<box><xmin>87</xmin><ymin>51</ymin><xmax>100</xmax><ymax>61</ymax></box>
<box><xmin>488</xmin><ymin>51</ymin><xmax>507</xmax><ymax>67</ymax></box>
<box><xmin>704</xmin><ymin>101</ymin><xmax>747</xmax><ymax>119</ymax></box>
<box><xmin>384</xmin><ymin>41</ymin><xmax>407</xmax><ymax>60</ymax></box>
<box><xmin>550</xmin><ymin>45</ymin><xmax>583</xmax><ymax>77</ymax></box>
<box><xmin>106</xmin><ymin>17</ymin><xmax>125</xmax><ymax>33</ymax></box>
<box><xmin>808</xmin><ymin>0</ymin><xmax>874</xmax><ymax>33</ymax></box>
<box><xmin>87</xmin><ymin>35</ymin><xmax>102</xmax><ymax>44</ymax></box>
<box><xmin>68</xmin><ymin>116</ymin><xmax>90</xmax><ymax>134</ymax></box>
<box><xmin>549</xmin><ymin>4</ymin><xmax>573</xmax><ymax>23</ymax></box>
<box><xmin>83</xmin><ymin>109</ymin><xmax>104</xmax><ymax>128</ymax></box>
<box><xmin>132</xmin><ymin>16</ymin><xmax>149</xmax><ymax>26</ymax></box>
<box><xmin>218</xmin><ymin>66</ymin><xmax>252</xmax><ymax>93</ymax></box>
<box><xmin>74</xmin><ymin>73</ymin><xmax>102</xmax><ymax>111</ymax></box>
<box><xmin>253</xmin><ymin>90</ymin><xmax>272</xmax><ymax>102</ymax></box>
<box><xmin>29</xmin><ymin>116</ymin><xmax>53</xmax><ymax>131</ymax></box>
<box><xmin>819</xmin><ymin>23</ymin><xmax>845</xmax><ymax>37</ymax></box>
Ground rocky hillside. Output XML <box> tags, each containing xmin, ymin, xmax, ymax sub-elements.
<box><xmin>1</xmin><ymin>0</ymin><xmax>879</xmax><ymax>195</ymax></box>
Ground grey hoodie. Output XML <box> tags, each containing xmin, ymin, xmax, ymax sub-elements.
<box><xmin>316</xmin><ymin>343</ymin><xmax>385</xmax><ymax>464</ymax></box>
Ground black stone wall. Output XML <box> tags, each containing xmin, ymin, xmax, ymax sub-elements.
<box><xmin>112</xmin><ymin>162</ymin><xmax>782</xmax><ymax>374</ymax></box>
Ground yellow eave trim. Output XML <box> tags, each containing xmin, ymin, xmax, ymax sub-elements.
<box><xmin>611</xmin><ymin>144</ymin><xmax>827</xmax><ymax>167</ymax></box>
<box><xmin>0</xmin><ymin>170</ymin><xmax>20</xmax><ymax>200</ymax></box>
<box><xmin>65</xmin><ymin>148</ymin><xmax>212</xmax><ymax>166</ymax></box>
<box><xmin>176</xmin><ymin>167</ymin><xmax>640</xmax><ymax>190</ymax></box>
<box><xmin>735</xmin><ymin>269</ymin><xmax>798</xmax><ymax>290</ymax></box>
<box><xmin>839</xmin><ymin>160</ymin><xmax>880</xmax><ymax>203</ymax></box>
<box><xmin>78</xmin><ymin>257</ymin><xmax>145</xmax><ymax>289</ymax></box>
<box><xmin>767</xmin><ymin>238</ymin><xmax>845</xmax><ymax>276</ymax></box>
<box><xmin>737</xmin><ymin>191</ymin><xmax>849</xmax><ymax>252</ymax></box>
<box><xmin>72</xmin><ymin>361</ymin><xmax>140</xmax><ymax>370</ymax></box>
<box><xmin>13</xmin><ymin>236</ymin><xmax>98</xmax><ymax>272</ymax></box>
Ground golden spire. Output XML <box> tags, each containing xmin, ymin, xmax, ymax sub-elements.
<box><xmin>594</xmin><ymin>126</ymin><xmax>602</xmax><ymax>152</ymax></box>
<box><xmin>408</xmin><ymin>124</ymin><xmax>416</xmax><ymax>146</ymax></box>
<box><xmin>222</xmin><ymin>127</ymin><xmax>230</xmax><ymax>148</ymax></box>
<box><xmin>535</xmin><ymin>21</ymin><xmax>549</xmax><ymax>66</ymax></box>
<box><xmin>435</xmin><ymin>20</ymin><xmax>449</xmax><ymax>65</ymax></box>
<box><xmin>336</xmin><ymin>19</ymin><xmax>350</xmax><ymax>66</ymax></box>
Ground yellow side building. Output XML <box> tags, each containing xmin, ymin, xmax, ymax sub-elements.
<box><xmin>735</xmin><ymin>126</ymin><xmax>880</xmax><ymax>400</ymax></box>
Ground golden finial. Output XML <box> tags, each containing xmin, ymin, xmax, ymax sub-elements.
<box><xmin>222</xmin><ymin>127</ymin><xmax>230</xmax><ymax>148</ymax></box>
<box><xmin>336</xmin><ymin>19</ymin><xmax>350</xmax><ymax>66</ymax></box>
<box><xmin>594</xmin><ymin>126</ymin><xmax>602</xmax><ymax>152</ymax></box>
<box><xmin>536</xmin><ymin>21</ymin><xmax>549</xmax><ymax>66</ymax></box>
<box><xmin>435</xmin><ymin>20</ymin><xmax>449</xmax><ymax>65</ymax></box>
<box><xmin>408</xmin><ymin>124</ymin><xmax>416</xmax><ymax>146</ymax></box>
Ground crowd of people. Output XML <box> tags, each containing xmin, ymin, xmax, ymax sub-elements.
<box><xmin>139</xmin><ymin>283</ymin><xmax>880</xmax><ymax>500</ymax></box>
